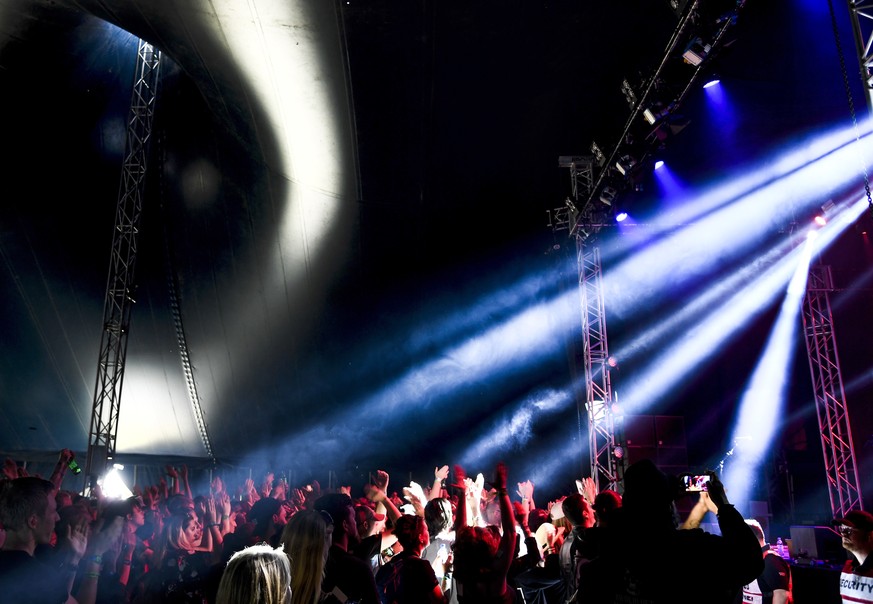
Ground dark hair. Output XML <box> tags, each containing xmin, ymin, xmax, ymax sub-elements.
<box><xmin>0</xmin><ymin>477</ymin><xmax>54</xmax><ymax>531</ymax></box>
<box><xmin>314</xmin><ymin>493</ymin><xmax>353</xmax><ymax>538</ymax></box>
<box><xmin>561</xmin><ymin>494</ymin><xmax>591</xmax><ymax>527</ymax></box>
<box><xmin>424</xmin><ymin>498</ymin><xmax>452</xmax><ymax>537</ymax></box>
<box><xmin>452</xmin><ymin>525</ymin><xmax>500</xmax><ymax>583</ymax></box>
<box><xmin>394</xmin><ymin>514</ymin><xmax>427</xmax><ymax>550</ymax></box>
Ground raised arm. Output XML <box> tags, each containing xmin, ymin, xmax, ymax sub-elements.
<box><xmin>430</xmin><ymin>465</ymin><xmax>449</xmax><ymax>501</ymax></box>
<box><xmin>493</xmin><ymin>462</ymin><xmax>517</xmax><ymax>577</ymax></box>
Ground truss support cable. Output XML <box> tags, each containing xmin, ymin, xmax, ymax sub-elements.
<box><xmin>157</xmin><ymin>132</ymin><xmax>216</xmax><ymax>463</ymax></box>
<box><xmin>802</xmin><ymin>265</ymin><xmax>863</xmax><ymax>516</ymax></box>
<box><xmin>85</xmin><ymin>40</ymin><xmax>161</xmax><ymax>486</ymax></box>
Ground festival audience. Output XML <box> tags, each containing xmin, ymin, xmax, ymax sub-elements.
<box><xmin>0</xmin><ymin>450</ymin><xmax>847</xmax><ymax>604</ymax></box>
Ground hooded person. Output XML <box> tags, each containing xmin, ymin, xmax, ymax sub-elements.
<box><xmin>572</xmin><ymin>459</ymin><xmax>763</xmax><ymax>604</ymax></box>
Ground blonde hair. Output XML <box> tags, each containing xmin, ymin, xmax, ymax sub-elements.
<box><xmin>281</xmin><ymin>510</ymin><xmax>329</xmax><ymax>604</ymax></box>
<box><xmin>216</xmin><ymin>543</ymin><xmax>291</xmax><ymax>604</ymax></box>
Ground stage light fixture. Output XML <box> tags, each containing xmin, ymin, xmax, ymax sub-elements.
<box><xmin>703</xmin><ymin>78</ymin><xmax>721</xmax><ymax>88</ymax></box>
<box><xmin>621</xmin><ymin>78</ymin><xmax>638</xmax><ymax>109</ymax></box>
<box><xmin>683</xmin><ymin>37</ymin><xmax>711</xmax><ymax>65</ymax></box>
<box><xmin>616</xmin><ymin>155</ymin><xmax>637</xmax><ymax>176</ymax></box>
<box><xmin>590</xmin><ymin>141</ymin><xmax>607</xmax><ymax>167</ymax></box>
<box><xmin>600</xmin><ymin>186</ymin><xmax>617</xmax><ymax>206</ymax></box>
<box><xmin>654</xmin><ymin>160</ymin><xmax>665</xmax><ymax>169</ymax></box>
<box><xmin>615</xmin><ymin>211</ymin><xmax>629</xmax><ymax>223</ymax></box>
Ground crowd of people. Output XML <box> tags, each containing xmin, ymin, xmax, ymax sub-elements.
<box><xmin>0</xmin><ymin>449</ymin><xmax>870</xmax><ymax>603</ymax></box>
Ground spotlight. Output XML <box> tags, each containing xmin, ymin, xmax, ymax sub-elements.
<box><xmin>613</xmin><ymin>446</ymin><xmax>625</xmax><ymax>460</ymax></box>
<box><xmin>616</xmin><ymin>155</ymin><xmax>637</xmax><ymax>176</ymax></box>
<box><xmin>621</xmin><ymin>78</ymin><xmax>638</xmax><ymax>109</ymax></box>
<box><xmin>683</xmin><ymin>37</ymin><xmax>711</xmax><ymax>66</ymax></box>
<box><xmin>600</xmin><ymin>186</ymin><xmax>617</xmax><ymax>206</ymax></box>
<box><xmin>590</xmin><ymin>141</ymin><xmax>607</xmax><ymax>167</ymax></box>
<box><xmin>703</xmin><ymin>78</ymin><xmax>721</xmax><ymax>88</ymax></box>
<box><xmin>654</xmin><ymin>160</ymin><xmax>665</xmax><ymax>170</ymax></box>
<box><xmin>814</xmin><ymin>215</ymin><xmax>827</xmax><ymax>227</ymax></box>
<box><xmin>615</xmin><ymin>211</ymin><xmax>629</xmax><ymax>223</ymax></box>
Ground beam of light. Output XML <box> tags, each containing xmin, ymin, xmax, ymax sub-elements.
<box><xmin>459</xmin><ymin>388</ymin><xmax>576</xmax><ymax>466</ymax></box>
<box><xmin>600</xmin><ymin>135</ymin><xmax>873</xmax><ymax>331</ymax></box>
<box><xmin>721</xmin><ymin>230</ymin><xmax>816</xmax><ymax>510</ymax></box>
<box><xmin>616</xmin><ymin>197</ymin><xmax>869</xmax><ymax>417</ymax></box>
<box><xmin>242</xmin><ymin>286</ymin><xmax>581</xmax><ymax>470</ymax></box>
<box><xmin>703</xmin><ymin>78</ymin><xmax>721</xmax><ymax>89</ymax></box>
<box><xmin>595</xmin><ymin>119</ymin><xmax>873</xmax><ymax>265</ymax></box>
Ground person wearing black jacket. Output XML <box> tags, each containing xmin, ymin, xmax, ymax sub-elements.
<box><xmin>573</xmin><ymin>459</ymin><xmax>763</xmax><ymax>604</ymax></box>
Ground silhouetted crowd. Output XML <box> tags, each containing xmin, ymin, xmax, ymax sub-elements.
<box><xmin>1</xmin><ymin>449</ymin><xmax>871</xmax><ymax>603</ymax></box>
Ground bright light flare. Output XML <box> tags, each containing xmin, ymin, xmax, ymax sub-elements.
<box><xmin>100</xmin><ymin>466</ymin><xmax>133</xmax><ymax>500</ymax></box>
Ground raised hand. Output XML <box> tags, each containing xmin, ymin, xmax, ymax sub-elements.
<box><xmin>2</xmin><ymin>458</ymin><xmax>18</xmax><ymax>480</ymax></box>
<box><xmin>165</xmin><ymin>465</ymin><xmax>178</xmax><ymax>479</ymax></box>
<box><xmin>578</xmin><ymin>477</ymin><xmax>597</xmax><ymax>504</ymax></box>
<box><xmin>434</xmin><ymin>465</ymin><xmax>449</xmax><ymax>481</ymax></box>
<box><xmin>373</xmin><ymin>470</ymin><xmax>389</xmax><ymax>491</ymax></box>
<box><xmin>516</xmin><ymin>480</ymin><xmax>534</xmax><ymax>500</ymax></box>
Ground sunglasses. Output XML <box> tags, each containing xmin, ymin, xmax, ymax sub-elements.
<box><xmin>839</xmin><ymin>526</ymin><xmax>861</xmax><ymax>537</ymax></box>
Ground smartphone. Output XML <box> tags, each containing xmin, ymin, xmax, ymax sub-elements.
<box><xmin>683</xmin><ymin>474</ymin><xmax>711</xmax><ymax>492</ymax></box>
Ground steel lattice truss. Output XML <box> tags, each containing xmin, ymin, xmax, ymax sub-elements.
<box><xmin>576</xmin><ymin>244</ymin><xmax>625</xmax><ymax>492</ymax></box>
<box><xmin>848</xmin><ymin>0</ymin><xmax>873</xmax><ymax>112</ymax></box>
<box><xmin>85</xmin><ymin>40</ymin><xmax>161</xmax><ymax>482</ymax></box>
<box><xmin>802</xmin><ymin>265</ymin><xmax>863</xmax><ymax>516</ymax></box>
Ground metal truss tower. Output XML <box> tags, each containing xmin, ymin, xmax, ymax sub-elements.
<box><xmin>577</xmin><ymin>244</ymin><xmax>625</xmax><ymax>492</ymax></box>
<box><xmin>85</xmin><ymin>40</ymin><xmax>162</xmax><ymax>483</ymax></box>
<box><xmin>802</xmin><ymin>265</ymin><xmax>863</xmax><ymax>516</ymax></box>
<box><xmin>846</xmin><ymin>0</ymin><xmax>873</xmax><ymax>113</ymax></box>
<box><xmin>550</xmin><ymin>156</ymin><xmax>625</xmax><ymax>492</ymax></box>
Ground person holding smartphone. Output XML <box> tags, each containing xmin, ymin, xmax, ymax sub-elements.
<box><xmin>572</xmin><ymin>459</ymin><xmax>763</xmax><ymax>604</ymax></box>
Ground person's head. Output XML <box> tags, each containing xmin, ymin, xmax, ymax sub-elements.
<box><xmin>313</xmin><ymin>493</ymin><xmax>358</xmax><ymax>546</ymax></box>
<box><xmin>834</xmin><ymin>509</ymin><xmax>873</xmax><ymax>558</ymax></box>
<box><xmin>561</xmin><ymin>494</ymin><xmax>594</xmax><ymax>529</ymax></box>
<box><xmin>621</xmin><ymin>459</ymin><xmax>681</xmax><ymax>528</ymax></box>
<box><xmin>592</xmin><ymin>490</ymin><xmax>622</xmax><ymax>526</ymax></box>
<box><xmin>165</xmin><ymin>511</ymin><xmax>203</xmax><ymax>552</ymax></box>
<box><xmin>393</xmin><ymin>514</ymin><xmax>429</xmax><ymax>553</ymax></box>
<box><xmin>452</xmin><ymin>525</ymin><xmax>501</xmax><ymax>583</ymax></box>
<box><xmin>250</xmin><ymin>497</ymin><xmax>289</xmax><ymax>536</ymax></box>
<box><xmin>102</xmin><ymin>496</ymin><xmax>145</xmax><ymax>529</ymax></box>
<box><xmin>528</xmin><ymin>508</ymin><xmax>549</xmax><ymax>535</ymax></box>
<box><xmin>216</xmin><ymin>543</ymin><xmax>291</xmax><ymax>604</ymax></box>
<box><xmin>744</xmin><ymin>519</ymin><xmax>766</xmax><ymax>546</ymax></box>
<box><xmin>0</xmin><ymin>477</ymin><xmax>58</xmax><ymax>547</ymax></box>
<box><xmin>354</xmin><ymin>504</ymin><xmax>386</xmax><ymax>538</ymax></box>
<box><xmin>281</xmin><ymin>510</ymin><xmax>332</xmax><ymax>604</ymax></box>
<box><xmin>424</xmin><ymin>497</ymin><xmax>453</xmax><ymax>538</ymax></box>
<box><xmin>55</xmin><ymin>490</ymin><xmax>74</xmax><ymax>509</ymax></box>
<box><xmin>166</xmin><ymin>494</ymin><xmax>195</xmax><ymax>516</ymax></box>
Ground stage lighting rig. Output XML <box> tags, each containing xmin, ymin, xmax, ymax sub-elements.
<box><xmin>621</xmin><ymin>78</ymin><xmax>639</xmax><ymax>109</ymax></box>
<box><xmin>616</xmin><ymin>154</ymin><xmax>638</xmax><ymax>176</ymax></box>
<box><xmin>590</xmin><ymin>141</ymin><xmax>607</xmax><ymax>168</ymax></box>
<box><xmin>600</xmin><ymin>186</ymin><xmax>618</xmax><ymax>206</ymax></box>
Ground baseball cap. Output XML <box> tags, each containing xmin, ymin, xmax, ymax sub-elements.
<box><xmin>833</xmin><ymin>509</ymin><xmax>873</xmax><ymax>532</ymax></box>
